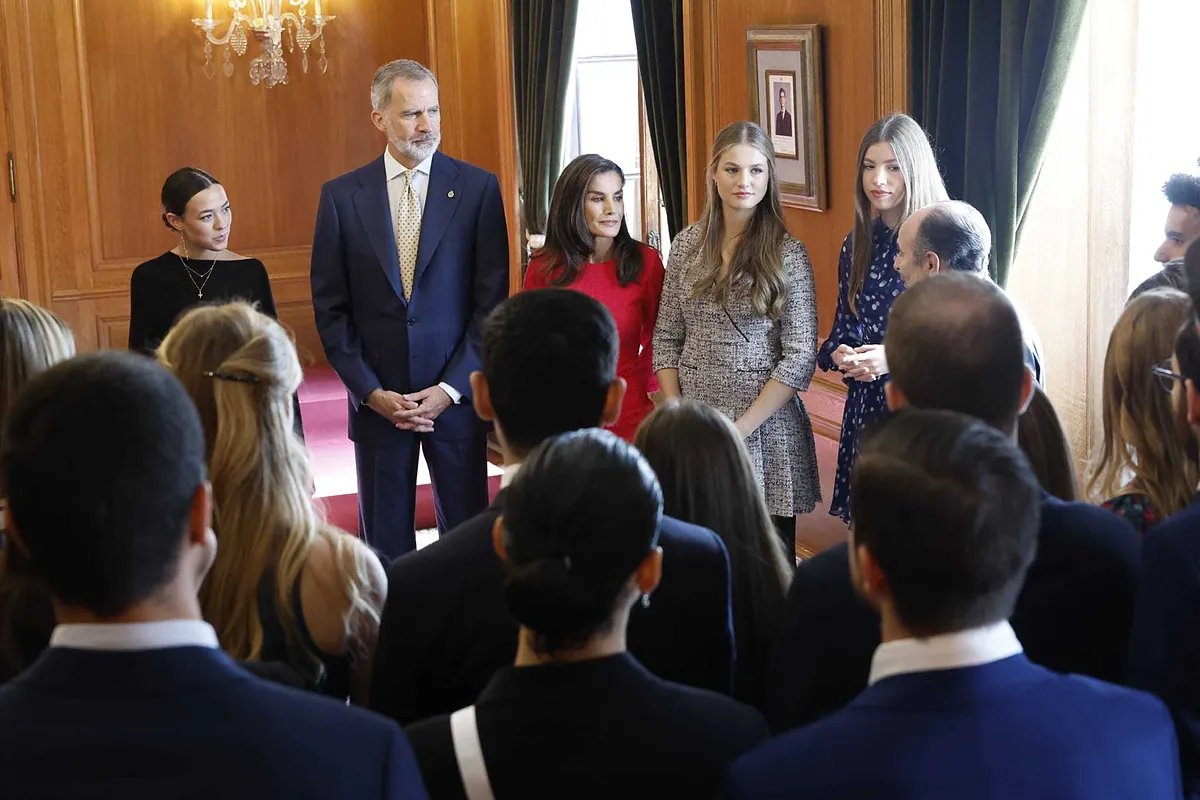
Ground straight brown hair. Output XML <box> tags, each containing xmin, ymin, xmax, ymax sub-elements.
<box><xmin>537</xmin><ymin>154</ymin><xmax>645</xmax><ymax>287</ymax></box>
<box><xmin>690</xmin><ymin>121</ymin><xmax>789</xmax><ymax>320</ymax></box>
<box><xmin>849</xmin><ymin>114</ymin><xmax>948</xmax><ymax>317</ymax></box>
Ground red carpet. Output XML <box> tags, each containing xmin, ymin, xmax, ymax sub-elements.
<box><xmin>299</xmin><ymin>366</ymin><xmax>503</xmax><ymax>535</ymax></box>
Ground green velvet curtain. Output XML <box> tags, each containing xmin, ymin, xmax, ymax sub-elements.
<box><xmin>511</xmin><ymin>0</ymin><xmax>579</xmax><ymax>235</ymax></box>
<box><xmin>630</xmin><ymin>0</ymin><xmax>687</xmax><ymax>240</ymax></box>
<box><xmin>911</xmin><ymin>0</ymin><xmax>1089</xmax><ymax>287</ymax></box>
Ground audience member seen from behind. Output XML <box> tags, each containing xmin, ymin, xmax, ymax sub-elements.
<box><xmin>406</xmin><ymin>429</ymin><xmax>767</xmax><ymax>800</ymax></box>
<box><xmin>371</xmin><ymin>289</ymin><xmax>736</xmax><ymax>726</ymax></box>
<box><xmin>1129</xmin><ymin>312</ymin><xmax>1200</xmax><ymax>795</ymax></box>
<box><xmin>767</xmin><ymin>274</ymin><xmax>1140</xmax><ymax>733</ymax></box>
<box><xmin>158</xmin><ymin>302</ymin><xmax>386</xmax><ymax>703</ymax></box>
<box><xmin>729</xmin><ymin>409</ymin><xmax>1180</xmax><ymax>799</ymax></box>
<box><xmin>1129</xmin><ymin>172</ymin><xmax>1200</xmax><ymax>301</ymax></box>
<box><xmin>0</xmin><ymin>352</ymin><xmax>426</xmax><ymax>798</ymax></box>
<box><xmin>1091</xmin><ymin>288</ymin><xmax>1199</xmax><ymax>534</ymax></box>
<box><xmin>0</xmin><ymin>300</ymin><xmax>74</xmax><ymax>684</ymax></box>
<box><xmin>1017</xmin><ymin>385</ymin><xmax>1077</xmax><ymax>502</ymax></box>
<box><xmin>634</xmin><ymin>399</ymin><xmax>792</xmax><ymax>710</ymax></box>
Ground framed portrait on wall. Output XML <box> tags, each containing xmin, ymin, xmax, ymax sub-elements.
<box><xmin>747</xmin><ymin>25</ymin><xmax>826</xmax><ymax>211</ymax></box>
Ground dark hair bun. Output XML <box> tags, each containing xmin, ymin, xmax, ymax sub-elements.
<box><xmin>503</xmin><ymin>557</ymin><xmax>620</xmax><ymax>652</ymax></box>
<box><xmin>501</xmin><ymin>429</ymin><xmax>663</xmax><ymax>655</ymax></box>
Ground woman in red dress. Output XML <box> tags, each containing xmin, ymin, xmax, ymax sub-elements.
<box><xmin>524</xmin><ymin>154</ymin><xmax>664</xmax><ymax>440</ymax></box>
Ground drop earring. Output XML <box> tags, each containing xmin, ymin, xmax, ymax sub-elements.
<box><xmin>640</xmin><ymin>593</ymin><xmax>651</xmax><ymax>609</ymax></box>
<box><xmin>179</xmin><ymin>232</ymin><xmax>189</xmax><ymax>260</ymax></box>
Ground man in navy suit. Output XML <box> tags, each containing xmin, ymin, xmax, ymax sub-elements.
<box><xmin>768</xmin><ymin>274</ymin><xmax>1140</xmax><ymax>731</ymax></box>
<box><xmin>370</xmin><ymin>290</ymin><xmax>736</xmax><ymax>725</ymax></box>
<box><xmin>311</xmin><ymin>58</ymin><xmax>509</xmax><ymax>559</ymax></box>
<box><xmin>729</xmin><ymin>408</ymin><xmax>1180</xmax><ymax>799</ymax></box>
<box><xmin>1129</xmin><ymin>267</ymin><xmax>1200</xmax><ymax>796</ymax></box>
<box><xmin>0</xmin><ymin>352</ymin><xmax>427</xmax><ymax>798</ymax></box>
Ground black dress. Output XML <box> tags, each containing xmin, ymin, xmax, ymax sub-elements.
<box><xmin>128</xmin><ymin>251</ymin><xmax>303</xmax><ymax>439</ymax></box>
<box><xmin>405</xmin><ymin>653</ymin><xmax>769</xmax><ymax>800</ymax></box>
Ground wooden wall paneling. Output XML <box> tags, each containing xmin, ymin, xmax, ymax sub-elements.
<box><xmin>0</xmin><ymin>0</ymin><xmax>430</xmax><ymax>356</ymax></box>
<box><xmin>0</xmin><ymin>1</ymin><xmax>19</xmax><ymax>299</ymax></box>
<box><xmin>425</xmin><ymin>0</ymin><xmax>522</xmax><ymax>295</ymax></box>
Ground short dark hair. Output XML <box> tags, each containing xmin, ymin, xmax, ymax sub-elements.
<box><xmin>481</xmin><ymin>289</ymin><xmax>618</xmax><ymax>452</ymax></box>
<box><xmin>852</xmin><ymin>408</ymin><xmax>1041</xmax><ymax>635</ymax></box>
<box><xmin>501</xmin><ymin>429</ymin><xmax>662</xmax><ymax>655</ymax></box>
<box><xmin>2</xmin><ymin>352</ymin><xmax>207</xmax><ymax>616</ymax></box>
<box><xmin>1164</xmin><ymin>173</ymin><xmax>1200</xmax><ymax>212</ymax></box>
<box><xmin>913</xmin><ymin>201</ymin><xmax>991</xmax><ymax>274</ymax></box>
<box><xmin>160</xmin><ymin>167</ymin><xmax>220</xmax><ymax>230</ymax></box>
<box><xmin>886</xmin><ymin>273</ymin><xmax>1026</xmax><ymax>431</ymax></box>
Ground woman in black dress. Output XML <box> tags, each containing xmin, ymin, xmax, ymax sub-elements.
<box><xmin>130</xmin><ymin>167</ymin><xmax>302</xmax><ymax>437</ymax></box>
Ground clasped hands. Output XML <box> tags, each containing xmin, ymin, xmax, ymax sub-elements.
<box><xmin>366</xmin><ymin>386</ymin><xmax>452</xmax><ymax>433</ymax></box>
<box><xmin>833</xmin><ymin>344</ymin><xmax>888</xmax><ymax>382</ymax></box>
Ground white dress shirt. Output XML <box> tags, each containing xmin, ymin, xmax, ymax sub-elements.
<box><xmin>382</xmin><ymin>147</ymin><xmax>462</xmax><ymax>404</ymax></box>
<box><xmin>50</xmin><ymin>619</ymin><xmax>219</xmax><ymax>651</ymax></box>
<box><xmin>867</xmin><ymin>620</ymin><xmax>1023</xmax><ymax>685</ymax></box>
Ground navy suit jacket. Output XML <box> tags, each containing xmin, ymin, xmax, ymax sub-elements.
<box><xmin>728</xmin><ymin>655</ymin><xmax>1181</xmax><ymax>799</ymax></box>
<box><xmin>310</xmin><ymin>152</ymin><xmax>509</xmax><ymax>443</ymax></box>
<box><xmin>0</xmin><ymin>646</ymin><xmax>427</xmax><ymax>798</ymax></box>
<box><xmin>370</xmin><ymin>489</ymin><xmax>737</xmax><ymax>725</ymax></box>
<box><xmin>768</xmin><ymin>494</ymin><xmax>1141</xmax><ymax>731</ymax></box>
<box><xmin>1130</xmin><ymin>498</ymin><xmax>1200</xmax><ymax>797</ymax></box>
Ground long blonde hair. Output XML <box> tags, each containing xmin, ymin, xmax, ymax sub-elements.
<box><xmin>1089</xmin><ymin>288</ymin><xmax>1200</xmax><ymax>517</ymax></box>
<box><xmin>691</xmin><ymin>121</ymin><xmax>789</xmax><ymax>320</ymax></box>
<box><xmin>157</xmin><ymin>302</ymin><xmax>381</xmax><ymax>680</ymax></box>
<box><xmin>0</xmin><ymin>299</ymin><xmax>75</xmax><ymax>437</ymax></box>
<box><xmin>849</xmin><ymin>114</ymin><xmax>949</xmax><ymax>316</ymax></box>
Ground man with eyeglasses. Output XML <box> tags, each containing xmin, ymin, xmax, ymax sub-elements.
<box><xmin>1130</xmin><ymin>256</ymin><xmax>1200</xmax><ymax>795</ymax></box>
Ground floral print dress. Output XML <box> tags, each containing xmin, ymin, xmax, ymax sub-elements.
<box><xmin>816</xmin><ymin>218</ymin><xmax>903</xmax><ymax>524</ymax></box>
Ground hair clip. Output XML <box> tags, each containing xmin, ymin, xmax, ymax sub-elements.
<box><xmin>203</xmin><ymin>370</ymin><xmax>260</xmax><ymax>385</ymax></box>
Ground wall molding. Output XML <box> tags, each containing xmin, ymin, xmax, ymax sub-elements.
<box><xmin>873</xmin><ymin>0</ymin><xmax>910</xmax><ymax>116</ymax></box>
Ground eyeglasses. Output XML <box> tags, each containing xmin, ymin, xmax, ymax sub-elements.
<box><xmin>1152</xmin><ymin>360</ymin><xmax>1186</xmax><ymax>394</ymax></box>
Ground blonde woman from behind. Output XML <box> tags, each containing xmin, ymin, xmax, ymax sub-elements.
<box><xmin>158</xmin><ymin>302</ymin><xmax>385</xmax><ymax>703</ymax></box>
<box><xmin>0</xmin><ymin>299</ymin><xmax>76</xmax><ymax>683</ymax></box>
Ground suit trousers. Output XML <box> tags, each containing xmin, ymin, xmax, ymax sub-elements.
<box><xmin>355</xmin><ymin>431</ymin><xmax>489</xmax><ymax>561</ymax></box>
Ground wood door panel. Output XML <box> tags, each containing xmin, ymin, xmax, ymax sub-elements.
<box><xmin>1</xmin><ymin>0</ymin><xmax>434</xmax><ymax>359</ymax></box>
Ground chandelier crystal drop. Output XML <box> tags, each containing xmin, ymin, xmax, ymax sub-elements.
<box><xmin>192</xmin><ymin>0</ymin><xmax>335</xmax><ymax>89</ymax></box>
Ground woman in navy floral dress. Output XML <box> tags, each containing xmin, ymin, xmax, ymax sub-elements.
<box><xmin>816</xmin><ymin>115</ymin><xmax>948</xmax><ymax>523</ymax></box>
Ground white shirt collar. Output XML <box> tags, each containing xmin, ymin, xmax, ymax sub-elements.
<box><xmin>50</xmin><ymin>620</ymin><xmax>220</xmax><ymax>652</ymax></box>
<box><xmin>384</xmin><ymin>148</ymin><xmax>433</xmax><ymax>181</ymax></box>
<box><xmin>499</xmin><ymin>462</ymin><xmax>522</xmax><ymax>490</ymax></box>
<box><xmin>867</xmin><ymin>621</ymin><xmax>1022</xmax><ymax>685</ymax></box>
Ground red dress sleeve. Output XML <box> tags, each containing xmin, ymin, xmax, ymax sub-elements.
<box><xmin>523</xmin><ymin>251</ymin><xmax>551</xmax><ymax>290</ymax></box>
<box><xmin>640</xmin><ymin>246</ymin><xmax>665</xmax><ymax>394</ymax></box>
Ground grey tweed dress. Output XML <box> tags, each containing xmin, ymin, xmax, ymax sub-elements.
<box><xmin>653</xmin><ymin>223</ymin><xmax>821</xmax><ymax>517</ymax></box>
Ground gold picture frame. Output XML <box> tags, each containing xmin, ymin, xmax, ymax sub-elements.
<box><xmin>747</xmin><ymin>25</ymin><xmax>827</xmax><ymax>211</ymax></box>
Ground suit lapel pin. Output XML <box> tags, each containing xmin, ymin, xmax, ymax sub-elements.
<box><xmin>447</xmin><ymin>190</ymin><xmax>455</xmax><ymax>198</ymax></box>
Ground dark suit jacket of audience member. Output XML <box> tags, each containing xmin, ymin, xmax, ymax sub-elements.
<box><xmin>406</xmin><ymin>652</ymin><xmax>767</xmax><ymax>800</ymax></box>
<box><xmin>371</xmin><ymin>489</ymin><xmax>736</xmax><ymax>726</ymax></box>
<box><xmin>1129</xmin><ymin>498</ymin><xmax>1200</xmax><ymax>797</ymax></box>
<box><xmin>768</xmin><ymin>493</ymin><xmax>1141</xmax><ymax>731</ymax></box>
<box><xmin>732</xmin><ymin>655</ymin><xmax>1181</xmax><ymax>799</ymax></box>
<box><xmin>0</xmin><ymin>646</ymin><xmax>427</xmax><ymax>798</ymax></box>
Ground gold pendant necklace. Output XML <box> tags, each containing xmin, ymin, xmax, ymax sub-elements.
<box><xmin>177</xmin><ymin>242</ymin><xmax>216</xmax><ymax>300</ymax></box>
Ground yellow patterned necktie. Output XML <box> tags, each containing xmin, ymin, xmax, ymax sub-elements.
<box><xmin>396</xmin><ymin>169</ymin><xmax>421</xmax><ymax>301</ymax></box>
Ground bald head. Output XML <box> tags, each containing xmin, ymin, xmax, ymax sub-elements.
<box><xmin>884</xmin><ymin>273</ymin><xmax>1030</xmax><ymax>434</ymax></box>
<box><xmin>895</xmin><ymin>201</ymin><xmax>992</xmax><ymax>287</ymax></box>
